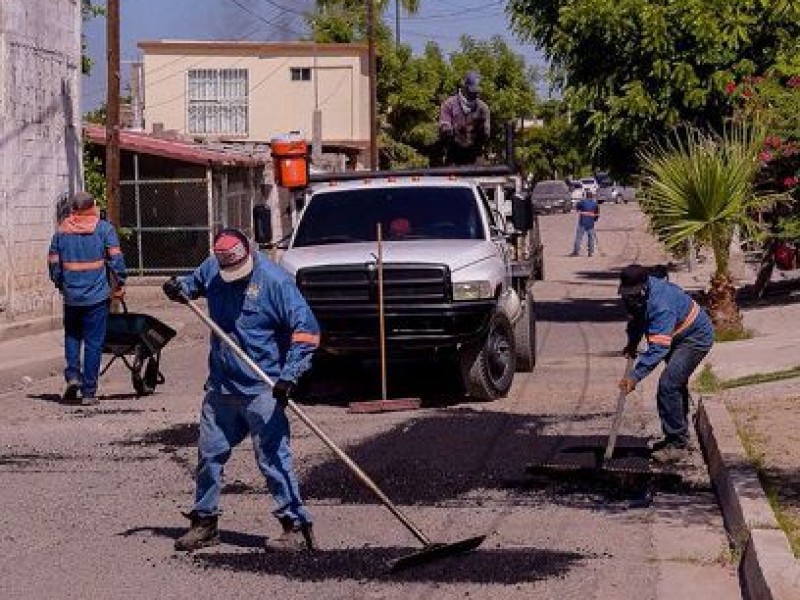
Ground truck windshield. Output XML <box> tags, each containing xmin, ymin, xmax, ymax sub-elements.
<box><xmin>293</xmin><ymin>186</ymin><xmax>484</xmax><ymax>247</ymax></box>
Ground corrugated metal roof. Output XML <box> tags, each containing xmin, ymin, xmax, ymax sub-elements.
<box><xmin>83</xmin><ymin>124</ymin><xmax>265</xmax><ymax>168</ymax></box>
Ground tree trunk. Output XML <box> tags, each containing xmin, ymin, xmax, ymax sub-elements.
<box><xmin>706</xmin><ymin>272</ymin><xmax>744</xmax><ymax>334</ymax></box>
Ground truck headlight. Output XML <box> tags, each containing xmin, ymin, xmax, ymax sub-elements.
<box><xmin>453</xmin><ymin>280</ymin><xmax>493</xmax><ymax>301</ymax></box>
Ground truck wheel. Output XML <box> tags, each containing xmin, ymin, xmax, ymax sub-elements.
<box><xmin>514</xmin><ymin>290</ymin><xmax>536</xmax><ymax>372</ymax></box>
<box><xmin>459</xmin><ymin>311</ymin><xmax>516</xmax><ymax>400</ymax></box>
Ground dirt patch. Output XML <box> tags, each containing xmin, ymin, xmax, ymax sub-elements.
<box><xmin>726</xmin><ymin>386</ymin><xmax>800</xmax><ymax>556</ymax></box>
<box><xmin>116</xmin><ymin>423</ymin><xmax>198</xmax><ymax>448</ymax></box>
<box><xmin>0</xmin><ymin>452</ymin><xmax>72</xmax><ymax>466</ymax></box>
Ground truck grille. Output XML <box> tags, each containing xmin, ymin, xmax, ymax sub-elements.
<box><xmin>296</xmin><ymin>263</ymin><xmax>451</xmax><ymax>306</ymax></box>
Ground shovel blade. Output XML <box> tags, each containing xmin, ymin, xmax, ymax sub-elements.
<box><xmin>388</xmin><ymin>535</ymin><xmax>486</xmax><ymax>572</ymax></box>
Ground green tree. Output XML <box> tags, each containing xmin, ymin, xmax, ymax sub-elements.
<box><xmin>81</xmin><ymin>0</ymin><xmax>104</xmax><ymax>75</ymax></box>
<box><xmin>638</xmin><ymin>123</ymin><xmax>778</xmax><ymax>332</ymax></box>
<box><xmin>310</xmin><ymin>0</ymin><xmax>420</xmax><ymax>43</ymax></box>
<box><xmin>507</xmin><ymin>0</ymin><xmax>800</xmax><ymax>176</ymax></box>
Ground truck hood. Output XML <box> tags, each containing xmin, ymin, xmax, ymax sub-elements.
<box><xmin>279</xmin><ymin>240</ymin><xmax>496</xmax><ymax>277</ymax></box>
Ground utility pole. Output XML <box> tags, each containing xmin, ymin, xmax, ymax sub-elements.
<box><xmin>395</xmin><ymin>0</ymin><xmax>400</xmax><ymax>45</ymax></box>
<box><xmin>367</xmin><ymin>0</ymin><xmax>378</xmax><ymax>170</ymax></box>
<box><xmin>106</xmin><ymin>0</ymin><xmax>121</xmax><ymax>226</ymax></box>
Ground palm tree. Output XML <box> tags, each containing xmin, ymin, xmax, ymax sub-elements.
<box><xmin>638</xmin><ymin>122</ymin><xmax>779</xmax><ymax>333</ymax></box>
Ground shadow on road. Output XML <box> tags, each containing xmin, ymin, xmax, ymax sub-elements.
<box><xmin>536</xmin><ymin>297</ymin><xmax>628</xmax><ymax>323</ymax></box>
<box><xmin>119</xmin><ymin>525</ymin><xmax>263</xmax><ymax>549</ymax></box>
<box><xmin>190</xmin><ymin>545</ymin><xmax>588</xmax><ymax>584</ymax></box>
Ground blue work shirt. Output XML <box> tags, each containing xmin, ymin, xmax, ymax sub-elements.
<box><xmin>48</xmin><ymin>209</ymin><xmax>127</xmax><ymax>306</ymax></box>
<box><xmin>178</xmin><ymin>253</ymin><xmax>320</xmax><ymax>396</ymax></box>
<box><xmin>576</xmin><ymin>198</ymin><xmax>599</xmax><ymax>229</ymax></box>
<box><xmin>626</xmin><ymin>276</ymin><xmax>714</xmax><ymax>382</ymax></box>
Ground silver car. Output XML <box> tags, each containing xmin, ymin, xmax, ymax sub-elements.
<box><xmin>529</xmin><ymin>180</ymin><xmax>572</xmax><ymax>214</ymax></box>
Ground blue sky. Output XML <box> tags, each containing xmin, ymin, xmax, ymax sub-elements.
<box><xmin>82</xmin><ymin>0</ymin><xmax>548</xmax><ymax>111</ymax></box>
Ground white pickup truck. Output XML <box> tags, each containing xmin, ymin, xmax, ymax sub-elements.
<box><xmin>255</xmin><ymin>167</ymin><xmax>543</xmax><ymax>400</ymax></box>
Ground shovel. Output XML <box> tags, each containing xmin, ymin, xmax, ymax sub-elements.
<box><xmin>182</xmin><ymin>296</ymin><xmax>485</xmax><ymax>571</ymax></box>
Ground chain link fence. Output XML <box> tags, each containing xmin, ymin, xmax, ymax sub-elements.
<box><xmin>120</xmin><ymin>175</ymin><xmax>264</xmax><ymax>276</ymax></box>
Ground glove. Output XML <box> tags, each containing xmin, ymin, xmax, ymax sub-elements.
<box><xmin>622</xmin><ymin>344</ymin><xmax>638</xmax><ymax>359</ymax></box>
<box><xmin>272</xmin><ymin>379</ymin><xmax>297</xmax><ymax>406</ymax></box>
<box><xmin>618</xmin><ymin>376</ymin><xmax>637</xmax><ymax>395</ymax></box>
<box><xmin>162</xmin><ymin>277</ymin><xmax>187</xmax><ymax>304</ymax></box>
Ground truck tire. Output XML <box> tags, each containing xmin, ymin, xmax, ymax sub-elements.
<box><xmin>514</xmin><ymin>290</ymin><xmax>536</xmax><ymax>372</ymax></box>
<box><xmin>459</xmin><ymin>311</ymin><xmax>516</xmax><ymax>400</ymax></box>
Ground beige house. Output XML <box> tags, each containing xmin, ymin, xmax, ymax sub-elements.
<box><xmin>138</xmin><ymin>40</ymin><xmax>370</xmax><ymax>165</ymax></box>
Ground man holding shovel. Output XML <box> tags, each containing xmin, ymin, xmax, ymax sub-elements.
<box><xmin>617</xmin><ymin>264</ymin><xmax>714</xmax><ymax>462</ymax></box>
<box><xmin>163</xmin><ymin>228</ymin><xmax>320</xmax><ymax>552</ymax></box>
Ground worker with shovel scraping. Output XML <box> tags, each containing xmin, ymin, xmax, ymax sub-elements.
<box><xmin>162</xmin><ymin>228</ymin><xmax>320</xmax><ymax>552</ymax></box>
<box><xmin>617</xmin><ymin>264</ymin><xmax>714</xmax><ymax>462</ymax></box>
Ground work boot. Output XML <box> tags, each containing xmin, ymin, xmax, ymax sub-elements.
<box><xmin>264</xmin><ymin>517</ymin><xmax>315</xmax><ymax>552</ymax></box>
<box><xmin>174</xmin><ymin>511</ymin><xmax>219</xmax><ymax>551</ymax></box>
<box><xmin>81</xmin><ymin>395</ymin><xmax>98</xmax><ymax>407</ymax></box>
<box><xmin>650</xmin><ymin>437</ymin><xmax>690</xmax><ymax>464</ymax></box>
<box><xmin>62</xmin><ymin>380</ymin><xmax>81</xmax><ymax>405</ymax></box>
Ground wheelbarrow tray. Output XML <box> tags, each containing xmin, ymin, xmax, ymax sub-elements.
<box><xmin>104</xmin><ymin>311</ymin><xmax>176</xmax><ymax>357</ymax></box>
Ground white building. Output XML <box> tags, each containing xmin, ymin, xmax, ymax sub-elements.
<box><xmin>0</xmin><ymin>0</ymin><xmax>81</xmax><ymax>326</ymax></box>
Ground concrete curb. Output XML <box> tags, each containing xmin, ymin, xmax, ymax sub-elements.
<box><xmin>696</xmin><ymin>396</ymin><xmax>800</xmax><ymax>600</ymax></box>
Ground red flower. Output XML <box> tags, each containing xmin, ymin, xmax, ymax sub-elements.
<box><xmin>758</xmin><ymin>150</ymin><xmax>773</xmax><ymax>162</ymax></box>
<box><xmin>764</xmin><ymin>135</ymin><xmax>782</xmax><ymax>149</ymax></box>
<box><xmin>788</xmin><ymin>76</ymin><xmax>800</xmax><ymax>89</ymax></box>
<box><xmin>742</xmin><ymin>88</ymin><xmax>753</xmax><ymax>98</ymax></box>
<box><xmin>725</xmin><ymin>81</ymin><xmax>736</xmax><ymax>95</ymax></box>
<box><xmin>784</xmin><ymin>177</ymin><xmax>798</xmax><ymax>189</ymax></box>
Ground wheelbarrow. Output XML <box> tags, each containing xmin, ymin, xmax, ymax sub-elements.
<box><xmin>100</xmin><ymin>301</ymin><xmax>177</xmax><ymax>396</ymax></box>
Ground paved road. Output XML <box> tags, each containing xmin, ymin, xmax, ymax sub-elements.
<box><xmin>0</xmin><ymin>205</ymin><xmax>741</xmax><ymax>599</ymax></box>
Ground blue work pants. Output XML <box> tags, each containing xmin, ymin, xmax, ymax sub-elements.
<box><xmin>572</xmin><ymin>224</ymin><xmax>595</xmax><ymax>256</ymax></box>
<box><xmin>657</xmin><ymin>342</ymin><xmax>710</xmax><ymax>444</ymax></box>
<box><xmin>192</xmin><ymin>390</ymin><xmax>312</xmax><ymax>526</ymax></box>
<box><xmin>63</xmin><ymin>300</ymin><xmax>108</xmax><ymax>397</ymax></box>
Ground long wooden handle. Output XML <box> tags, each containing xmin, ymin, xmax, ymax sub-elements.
<box><xmin>603</xmin><ymin>358</ymin><xmax>635</xmax><ymax>462</ymax></box>
<box><xmin>377</xmin><ymin>223</ymin><xmax>387</xmax><ymax>402</ymax></box>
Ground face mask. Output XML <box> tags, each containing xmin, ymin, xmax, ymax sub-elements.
<box><xmin>622</xmin><ymin>291</ymin><xmax>647</xmax><ymax>316</ymax></box>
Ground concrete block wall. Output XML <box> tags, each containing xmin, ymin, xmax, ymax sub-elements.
<box><xmin>0</xmin><ymin>0</ymin><xmax>81</xmax><ymax>322</ymax></box>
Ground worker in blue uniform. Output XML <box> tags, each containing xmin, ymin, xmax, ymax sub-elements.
<box><xmin>570</xmin><ymin>190</ymin><xmax>599</xmax><ymax>257</ymax></box>
<box><xmin>617</xmin><ymin>264</ymin><xmax>714</xmax><ymax>462</ymax></box>
<box><xmin>48</xmin><ymin>191</ymin><xmax>126</xmax><ymax>405</ymax></box>
<box><xmin>163</xmin><ymin>228</ymin><xmax>320</xmax><ymax>552</ymax></box>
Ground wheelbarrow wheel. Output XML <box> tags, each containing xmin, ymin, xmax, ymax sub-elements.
<box><xmin>132</xmin><ymin>371</ymin><xmax>153</xmax><ymax>396</ymax></box>
<box><xmin>143</xmin><ymin>356</ymin><xmax>163</xmax><ymax>390</ymax></box>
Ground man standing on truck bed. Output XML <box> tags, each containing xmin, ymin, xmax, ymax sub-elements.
<box><xmin>439</xmin><ymin>71</ymin><xmax>491</xmax><ymax>166</ymax></box>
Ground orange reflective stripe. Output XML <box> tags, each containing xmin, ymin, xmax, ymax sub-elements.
<box><xmin>578</xmin><ymin>211</ymin><xmax>597</xmax><ymax>217</ymax></box>
<box><xmin>673</xmin><ymin>301</ymin><xmax>699</xmax><ymax>336</ymax></box>
<box><xmin>48</xmin><ymin>253</ymin><xmax>60</xmax><ymax>264</ymax></box>
<box><xmin>107</xmin><ymin>246</ymin><xmax>122</xmax><ymax>256</ymax></box>
<box><xmin>647</xmin><ymin>334</ymin><xmax>673</xmax><ymax>346</ymax></box>
<box><xmin>62</xmin><ymin>259</ymin><xmax>105</xmax><ymax>272</ymax></box>
<box><xmin>292</xmin><ymin>332</ymin><xmax>320</xmax><ymax>346</ymax></box>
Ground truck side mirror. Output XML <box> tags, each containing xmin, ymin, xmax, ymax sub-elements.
<box><xmin>511</xmin><ymin>193</ymin><xmax>533</xmax><ymax>231</ymax></box>
<box><xmin>253</xmin><ymin>205</ymin><xmax>272</xmax><ymax>244</ymax></box>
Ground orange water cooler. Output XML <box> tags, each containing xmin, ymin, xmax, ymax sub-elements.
<box><xmin>270</xmin><ymin>134</ymin><xmax>309</xmax><ymax>189</ymax></box>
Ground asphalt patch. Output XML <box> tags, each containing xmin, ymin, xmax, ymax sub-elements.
<box><xmin>116</xmin><ymin>423</ymin><xmax>198</xmax><ymax>448</ymax></box>
<box><xmin>0</xmin><ymin>452</ymin><xmax>72</xmax><ymax>466</ymax></box>
<box><xmin>191</xmin><ymin>546</ymin><xmax>587</xmax><ymax>583</ymax></box>
<box><xmin>72</xmin><ymin>408</ymin><xmax>145</xmax><ymax>418</ymax></box>
<box><xmin>300</xmin><ymin>408</ymin><xmax>545</xmax><ymax>505</ymax></box>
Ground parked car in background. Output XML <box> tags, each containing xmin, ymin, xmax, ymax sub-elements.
<box><xmin>567</xmin><ymin>180</ymin><xmax>584</xmax><ymax>206</ymax></box>
<box><xmin>529</xmin><ymin>179</ymin><xmax>572</xmax><ymax>214</ymax></box>
<box><xmin>580</xmin><ymin>177</ymin><xmax>598</xmax><ymax>196</ymax></box>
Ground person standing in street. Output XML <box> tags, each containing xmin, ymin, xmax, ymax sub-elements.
<box><xmin>48</xmin><ymin>191</ymin><xmax>126</xmax><ymax>405</ymax></box>
<box><xmin>570</xmin><ymin>189</ymin><xmax>599</xmax><ymax>257</ymax></box>
<box><xmin>439</xmin><ymin>70</ymin><xmax>491</xmax><ymax>166</ymax></box>
<box><xmin>162</xmin><ymin>228</ymin><xmax>320</xmax><ymax>552</ymax></box>
<box><xmin>617</xmin><ymin>264</ymin><xmax>714</xmax><ymax>462</ymax></box>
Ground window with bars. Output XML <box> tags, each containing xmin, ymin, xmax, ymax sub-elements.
<box><xmin>187</xmin><ymin>68</ymin><xmax>249</xmax><ymax>136</ymax></box>
<box><xmin>290</xmin><ymin>67</ymin><xmax>312</xmax><ymax>82</ymax></box>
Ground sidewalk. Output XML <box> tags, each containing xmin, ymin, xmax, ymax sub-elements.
<box><xmin>0</xmin><ymin>286</ymin><xmax>189</xmax><ymax>394</ymax></box>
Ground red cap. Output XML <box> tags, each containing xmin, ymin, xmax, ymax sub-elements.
<box><xmin>213</xmin><ymin>230</ymin><xmax>253</xmax><ymax>282</ymax></box>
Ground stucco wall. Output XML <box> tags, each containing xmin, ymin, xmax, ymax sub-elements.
<box><xmin>0</xmin><ymin>0</ymin><xmax>81</xmax><ymax>322</ymax></box>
